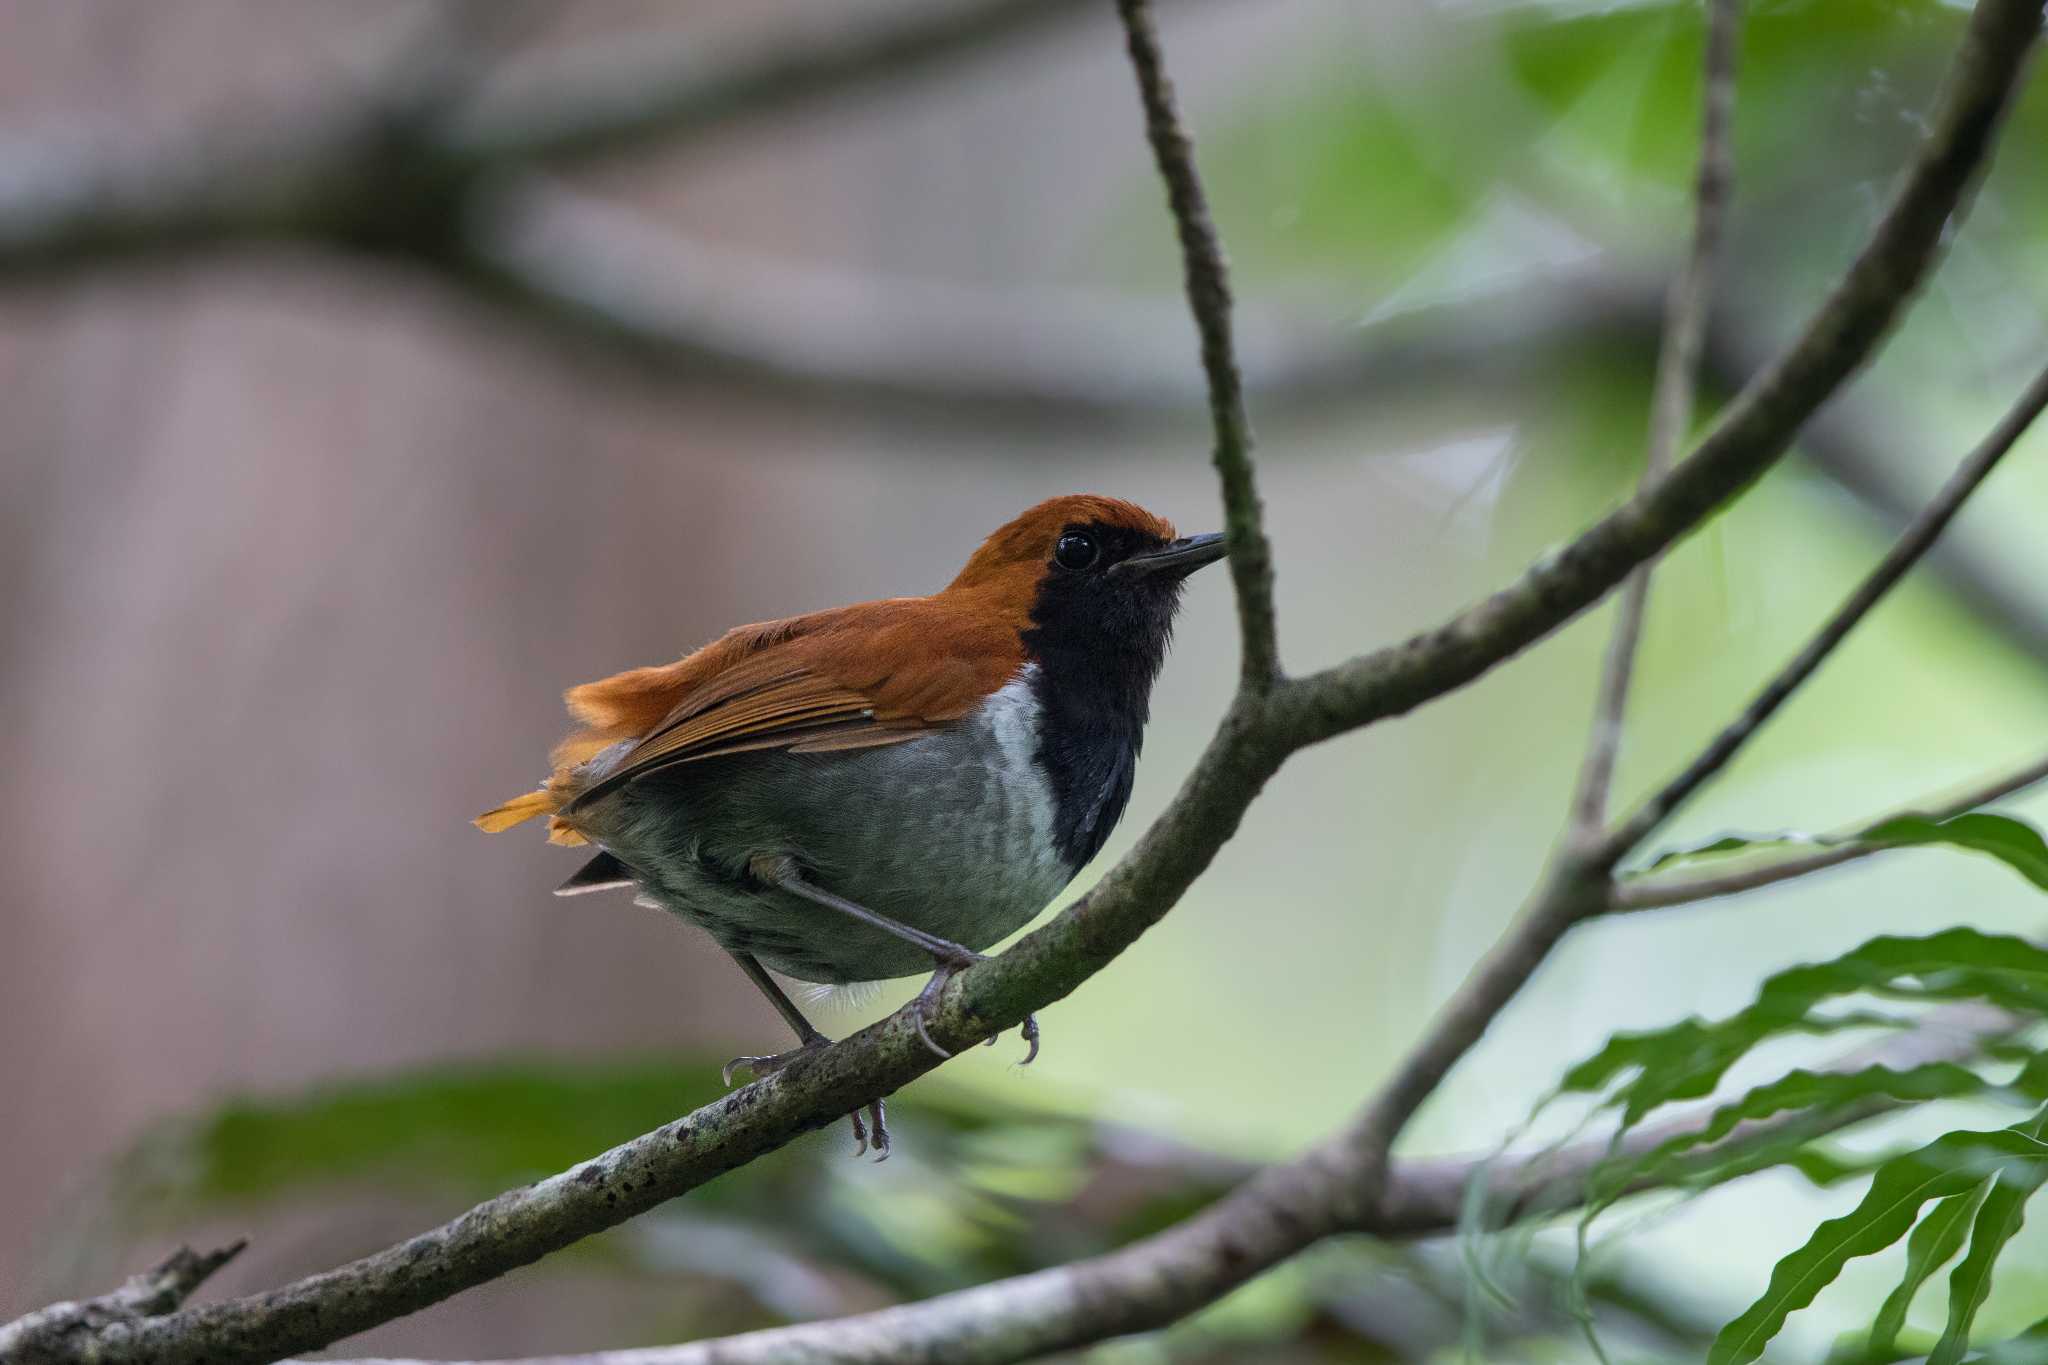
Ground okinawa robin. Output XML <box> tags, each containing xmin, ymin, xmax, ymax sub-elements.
<box><xmin>476</xmin><ymin>495</ymin><xmax>1224</xmax><ymax>1155</ymax></box>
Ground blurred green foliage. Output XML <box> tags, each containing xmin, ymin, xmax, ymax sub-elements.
<box><xmin>84</xmin><ymin>1056</ymin><xmax>1727</xmax><ymax>1361</ymax></box>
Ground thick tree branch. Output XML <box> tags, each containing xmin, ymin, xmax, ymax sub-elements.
<box><xmin>4</xmin><ymin>3</ymin><xmax>2037</xmax><ymax>1363</ymax></box>
<box><xmin>1610</xmin><ymin>748</ymin><xmax>2048</xmax><ymax>912</ymax></box>
<box><xmin>1570</xmin><ymin>0</ymin><xmax>1741</xmax><ymax>836</ymax></box>
<box><xmin>1114</xmin><ymin>0</ymin><xmax>1278</xmax><ymax>689</ymax></box>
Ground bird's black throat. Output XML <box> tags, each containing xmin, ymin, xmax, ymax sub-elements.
<box><xmin>1020</xmin><ymin>521</ymin><xmax>1187</xmax><ymax>870</ymax></box>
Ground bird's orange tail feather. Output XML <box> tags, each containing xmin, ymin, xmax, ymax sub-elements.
<box><xmin>474</xmin><ymin>788</ymin><xmax>552</xmax><ymax>832</ymax></box>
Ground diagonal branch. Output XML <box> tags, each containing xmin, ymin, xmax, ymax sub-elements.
<box><xmin>3</xmin><ymin>3</ymin><xmax>2036</xmax><ymax>1363</ymax></box>
<box><xmin>1570</xmin><ymin>0</ymin><xmax>1742</xmax><ymax>836</ymax></box>
<box><xmin>1598</xmin><ymin>356</ymin><xmax>2048</xmax><ymax>865</ymax></box>
<box><xmin>1114</xmin><ymin>0</ymin><xmax>1279</xmax><ymax>689</ymax></box>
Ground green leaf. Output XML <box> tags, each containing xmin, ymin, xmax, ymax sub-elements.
<box><xmin>1976</xmin><ymin>1316</ymin><xmax>2048</xmax><ymax>1365</ymax></box>
<box><xmin>1560</xmin><ymin>930</ymin><xmax>2048</xmax><ymax>1127</ymax></box>
<box><xmin>1634</xmin><ymin>831</ymin><xmax>1826</xmax><ymax>875</ymax></box>
<box><xmin>1630</xmin><ymin>812</ymin><xmax>2048</xmax><ymax>895</ymax></box>
<box><xmin>1572</xmin><ymin>1063</ymin><xmax>1992</xmax><ymax>1360</ymax></box>
<box><xmin>1928</xmin><ymin>1112</ymin><xmax>2048</xmax><ymax>1365</ymax></box>
<box><xmin>1769</xmin><ymin>1145</ymin><xmax>1908</xmax><ymax>1192</ymax></box>
<box><xmin>1860</xmin><ymin>814</ymin><xmax>2048</xmax><ymax>894</ymax></box>
<box><xmin>1559</xmin><ymin>1010</ymin><xmax>1914</xmax><ymax>1121</ymax></box>
<box><xmin>1868</xmin><ymin>1179</ymin><xmax>1994</xmax><ymax>1357</ymax></box>
<box><xmin>1619</xmin><ymin>1063</ymin><xmax>1987</xmax><ymax>1192</ymax></box>
<box><xmin>1708</xmin><ymin>1121</ymin><xmax>2048</xmax><ymax>1365</ymax></box>
<box><xmin>1590</xmin><ymin>1062</ymin><xmax>1989</xmax><ymax>1221</ymax></box>
<box><xmin>1537</xmin><ymin>930</ymin><xmax>2048</xmax><ymax>1365</ymax></box>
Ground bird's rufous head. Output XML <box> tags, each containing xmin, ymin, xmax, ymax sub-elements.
<box><xmin>945</xmin><ymin>494</ymin><xmax>1224</xmax><ymax>678</ymax></box>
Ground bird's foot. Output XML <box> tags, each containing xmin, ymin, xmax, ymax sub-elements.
<box><xmin>722</xmin><ymin>1037</ymin><xmax>890</xmax><ymax>1160</ymax></box>
<box><xmin>721</xmin><ymin>1036</ymin><xmax>827</xmax><ymax>1088</ymax></box>
<box><xmin>847</xmin><ymin>1098</ymin><xmax>890</xmax><ymax>1160</ymax></box>
<box><xmin>909</xmin><ymin>950</ymin><xmax>1040</xmax><ymax>1066</ymax></box>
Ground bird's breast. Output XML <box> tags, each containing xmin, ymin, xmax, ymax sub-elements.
<box><xmin>588</xmin><ymin>668</ymin><xmax>1079</xmax><ymax>982</ymax></box>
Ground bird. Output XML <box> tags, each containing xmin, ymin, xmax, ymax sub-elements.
<box><xmin>476</xmin><ymin>494</ymin><xmax>1225</xmax><ymax>1156</ymax></box>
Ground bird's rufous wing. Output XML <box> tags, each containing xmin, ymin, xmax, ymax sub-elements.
<box><xmin>474</xmin><ymin>597</ymin><xmax>1025</xmax><ymax>843</ymax></box>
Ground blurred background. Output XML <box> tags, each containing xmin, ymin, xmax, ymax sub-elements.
<box><xmin>3</xmin><ymin>1</ymin><xmax>2047</xmax><ymax>1359</ymax></box>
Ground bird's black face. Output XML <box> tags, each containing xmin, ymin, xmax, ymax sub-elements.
<box><xmin>1023</xmin><ymin>520</ymin><xmax>1224</xmax><ymax>684</ymax></box>
<box><xmin>1019</xmin><ymin>519</ymin><xmax>1223</xmax><ymax>869</ymax></box>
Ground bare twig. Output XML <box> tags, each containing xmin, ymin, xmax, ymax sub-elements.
<box><xmin>1612</xmin><ymin>748</ymin><xmax>2048</xmax><ymax>911</ymax></box>
<box><xmin>1599</xmin><ymin>358</ymin><xmax>2048</xmax><ymax>864</ymax></box>
<box><xmin>3</xmin><ymin>2</ymin><xmax>2037</xmax><ymax>1363</ymax></box>
<box><xmin>1570</xmin><ymin>0</ymin><xmax>1742</xmax><ymax>836</ymax></box>
<box><xmin>1114</xmin><ymin>0</ymin><xmax>1278</xmax><ymax>689</ymax></box>
<box><xmin>0</xmin><ymin>1243</ymin><xmax>245</xmax><ymax>1365</ymax></box>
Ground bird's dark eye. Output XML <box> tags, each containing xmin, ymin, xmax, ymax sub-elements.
<box><xmin>1053</xmin><ymin>531</ymin><xmax>1100</xmax><ymax>572</ymax></box>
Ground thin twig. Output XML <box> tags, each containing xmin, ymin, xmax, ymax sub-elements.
<box><xmin>1598</xmin><ymin>358</ymin><xmax>2048</xmax><ymax>865</ymax></box>
<box><xmin>1570</xmin><ymin>0</ymin><xmax>1742</xmax><ymax>837</ymax></box>
<box><xmin>0</xmin><ymin>1243</ymin><xmax>245</xmax><ymax>1365</ymax></box>
<box><xmin>1612</xmin><ymin>748</ymin><xmax>2048</xmax><ymax>911</ymax></box>
<box><xmin>1114</xmin><ymin>0</ymin><xmax>1279</xmax><ymax>689</ymax></box>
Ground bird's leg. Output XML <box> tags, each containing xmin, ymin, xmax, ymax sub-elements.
<box><xmin>721</xmin><ymin>949</ymin><xmax>889</xmax><ymax>1160</ymax></box>
<box><xmin>749</xmin><ymin>855</ymin><xmax>1040</xmax><ymax>1066</ymax></box>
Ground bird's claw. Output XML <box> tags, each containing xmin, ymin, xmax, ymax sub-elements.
<box><xmin>721</xmin><ymin>1039</ymin><xmax>823</xmax><ymax>1088</ymax></box>
<box><xmin>909</xmin><ymin>951</ymin><xmax>983</xmax><ymax>1059</ymax></box>
<box><xmin>908</xmin><ymin>952</ymin><xmax>1041</xmax><ymax>1065</ymax></box>
<box><xmin>723</xmin><ymin>1038</ymin><xmax>886</xmax><ymax>1159</ymax></box>
<box><xmin>849</xmin><ymin>1099</ymin><xmax>891</xmax><ymax>1161</ymax></box>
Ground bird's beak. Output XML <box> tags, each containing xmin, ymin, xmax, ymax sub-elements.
<box><xmin>1113</xmin><ymin>532</ymin><xmax>1228</xmax><ymax>578</ymax></box>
